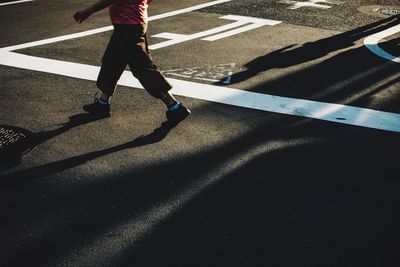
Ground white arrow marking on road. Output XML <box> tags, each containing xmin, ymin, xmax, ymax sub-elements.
<box><xmin>150</xmin><ymin>15</ymin><xmax>281</xmax><ymax>50</ymax></box>
<box><xmin>364</xmin><ymin>24</ymin><xmax>400</xmax><ymax>63</ymax></box>
<box><xmin>0</xmin><ymin>0</ymin><xmax>34</xmax><ymax>7</ymax></box>
<box><xmin>1</xmin><ymin>51</ymin><xmax>399</xmax><ymax>133</ymax></box>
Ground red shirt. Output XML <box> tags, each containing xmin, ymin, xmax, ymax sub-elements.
<box><xmin>109</xmin><ymin>0</ymin><xmax>150</xmax><ymax>25</ymax></box>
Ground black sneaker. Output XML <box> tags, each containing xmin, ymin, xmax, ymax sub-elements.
<box><xmin>166</xmin><ymin>104</ymin><xmax>191</xmax><ymax>123</ymax></box>
<box><xmin>83</xmin><ymin>98</ymin><xmax>111</xmax><ymax>118</ymax></box>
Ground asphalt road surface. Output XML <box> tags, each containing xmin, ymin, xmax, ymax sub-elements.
<box><xmin>0</xmin><ymin>0</ymin><xmax>399</xmax><ymax>266</ymax></box>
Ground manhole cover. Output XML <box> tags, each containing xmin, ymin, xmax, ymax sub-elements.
<box><xmin>0</xmin><ymin>125</ymin><xmax>36</xmax><ymax>159</ymax></box>
<box><xmin>374</xmin><ymin>7</ymin><xmax>400</xmax><ymax>16</ymax></box>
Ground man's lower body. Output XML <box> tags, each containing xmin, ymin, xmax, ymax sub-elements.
<box><xmin>84</xmin><ymin>23</ymin><xmax>190</xmax><ymax>122</ymax></box>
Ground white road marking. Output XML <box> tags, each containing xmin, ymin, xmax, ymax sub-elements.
<box><xmin>150</xmin><ymin>15</ymin><xmax>281</xmax><ymax>50</ymax></box>
<box><xmin>0</xmin><ymin>0</ymin><xmax>399</xmax><ymax>132</ymax></box>
<box><xmin>202</xmin><ymin>15</ymin><xmax>281</xmax><ymax>41</ymax></box>
<box><xmin>1</xmin><ymin>51</ymin><xmax>399</xmax><ymax>132</ymax></box>
<box><xmin>148</xmin><ymin>0</ymin><xmax>231</xmax><ymax>21</ymax></box>
<box><xmin>162</xmin><ymin>72</ymin><xmax>221</xmax><ymax>82</ymax></box>
<box><xmin>162</xmin><ymin>63</ymin><xmax>236</xmax><ymax>83</ymax></box>
<box><xmin>150</xmin><ymin>19</ymin><xmax>248</xmax><ymax>49</ymax></box>
<box><xmin>364</xmin><ymin>24</ymin><xmax>400</xmax><ymax>63</ymax></box>
<box><xmin>0</xmin><ymin>26</ymin><xmax>114</xmax><ymax>52</ymax></box>
<box><xmin>279</xmin><ymin>0</ymin><xmax>331</xmax><ymax>10</ymax></box>
<box><xmin>0</xmin><ymin>0</ymin><xmax>33</xmax><ymax>7</ymax></box>
<box><xmin>0</xmin><ymin>0</ymin><xmax>233</xmax><ymax>52</ymax></box>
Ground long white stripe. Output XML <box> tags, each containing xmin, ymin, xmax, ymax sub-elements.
<box><xmin>0</xmin><ymin>26</ymin><xmax>114</xmax><ymax>52</ymax></box>
<box><xmin>0</xmin><ymin>0</ymin><xmax>232</xmax><ymax>52</ymax></box>
<box><xmin>364</xmin><ymin>24</ymin><xmax>400</xmax><ymax>63</ymax></box>
<box><xmin>1</xmin><ymin>51</ymin><xmax>399</xmax><ymax>133</ymax></box>
<box><xmin>0</xmin><ymin>0</ymin><xmax>33</xmax><ymax>7</ymax></box>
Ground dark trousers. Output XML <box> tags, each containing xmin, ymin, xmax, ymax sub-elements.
<box><xmin>96</xmin><ymin>24</ymin><xmax>172</xmax><ymax>98</ymax></box>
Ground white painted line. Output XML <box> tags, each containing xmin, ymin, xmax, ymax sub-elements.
<box><xmin>1</xmin><ymin>51</ymin><xmax>399</xmax><ymax>133</ymax></box>
<box><xmin>0</xmin><ymin>26</ymin><xmax>114</xmax><ymax>52</ymax></box>
<box><xmin>364</xmin><ymin>24</ymin><xmax>400</xmax><ymax>63</ymax></box>
<box><xmin>151</xmin><ymin>15</ymin><xmax>281</xmax><ymax>49</ymax></box>
<box><xmin>148</xmin><ymin>0</ymin><xmax>232</xmax><ymax>21</ymax></box>
<box><xmin>203</xmin><ymin>21</ymin><xmax>274</xmax><ymax>41</ymax></box>
<box><xmin>0</xmin><ymin>0</ymin><xmax>33</xmax><ymax>7</ymax></box>
<box><xmin>162</xmin><ymin>63</ymin><xmax>236</xmax><ymax>83</ymax></box>
<box><xmin>310</xmin><ymin>0</ymin><xmax>343</xmax><ymax>4</ymax></box>
<box><xmin>279</xmin><ymin>0</ymin><xmax>332</xmax><ymax>10</ymax></box>
<box><xmin>219</xmin><ymin>15</ymin><xmax>281</xmax><ymax>24</ymax></box>
<box><xmin>150</xmin><ymin>20</ymin><xmax>248</xmax><ymax>50</ymax></box>
<box><xmin>202</xmin><ymin>15</ymin><xmax>281</xmax><ymax>41</ymax></box>
<box><xmin>0</xmin><ymin>0</ymin><xmax>398</xmax><ymax>132</ymax></box>
<box><xmin>0</xmin><ymin>0</ymin><xmax>233</xmax><ymax>52</ymax></box>
<box><xmin>166</xmin><ymin>73</ymin><xmax>220</xmax><ymax>82</ymax></box>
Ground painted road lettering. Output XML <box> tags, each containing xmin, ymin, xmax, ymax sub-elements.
<box><xmin>150</xmin><ymin>15</ymin><xmax>281</xmax><ymax>50</ymax></box>
<box><xmin>161</xmin><ymin>63</ymin><xmax>236</xmax><ymax>84</ymax></box>
<box><xmin>279</xmin><ymin>0</ymin><xmax>343</xmax><ymax>10</ymax></box>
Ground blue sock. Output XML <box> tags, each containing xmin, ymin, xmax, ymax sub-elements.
<box><xmin>98</xmin><ymin>98</ymin><xmax>110</xmax><ymax>105</ymax></box>
<box><xmin>168</xmin><ymin>102</ymin><xmax>181</xmax><ymax>111</ymax></box>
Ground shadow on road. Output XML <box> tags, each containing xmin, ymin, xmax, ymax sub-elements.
<box><xmin>1</xmin><ymin>16</ymin><xmax>400</xmax><ymax>267</ymax></box>
<box><xmin>1</xmin><ymin>113</ymin><xmax>398</xmax><ymax>267</ymax></box>
<box><xmin>229</xmin><ymin>15</ymin><xmax>399</xmax><ymax>87</ymax></box>
<box><xmin>0</xmin><ymin>113</ymin><xmax>102</xmax><ymax>172</ymax></box>
<box><xmin>0</xmin><ymin>117</ymin><xmax>179</xmax><ymax>184</ymax></box>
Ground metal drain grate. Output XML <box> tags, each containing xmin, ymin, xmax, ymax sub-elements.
<box><xmin>0</xmin><ymin>125</ymin><xmax>36</xmax><ymax>158</ymax></box>
<box><xmin>374</xmin><ymin>7</ymin><xmax>400</xmax><ymax>16</ymax></box>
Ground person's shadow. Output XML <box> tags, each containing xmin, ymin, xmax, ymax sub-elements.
<box><xmin>0</xmin><ymin>113</ymin><xmax>102</xmax><ymax>172</ymax></box>
<box><xmin>229</xmin><ymin>15</ymin><xmax>400</xmax><ymax>84</ymax></box>
<box><xmin>0</xmin><ymin>113</ymin><xmax>179</xmax><ymax>175</ymax></box>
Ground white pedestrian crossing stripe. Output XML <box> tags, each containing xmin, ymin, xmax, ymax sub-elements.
<box><xmin>0</xmin><ymin>0</ymin><xmax>399</xmax><ymax>133</ymax></box>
